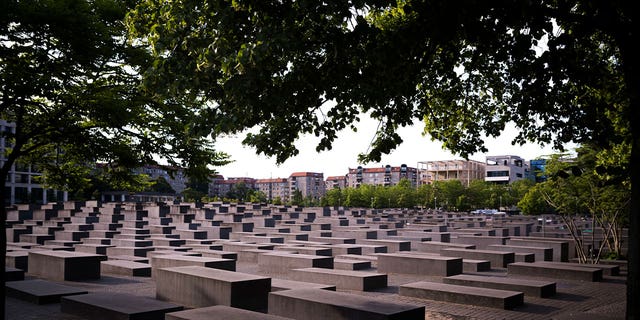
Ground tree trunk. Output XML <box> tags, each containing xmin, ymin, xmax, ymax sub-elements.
<box><xmin>628</xmin><ymin>125</ymin><xmax>639</xmax><ymax>320</ymax></box>
<box><xmin>1</xmin><ymin>183</ymin><xmax>8</xmax><ymax>318</ymax></box>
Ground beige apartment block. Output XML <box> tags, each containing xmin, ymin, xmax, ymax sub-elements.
<box><xmin>417</xmin><ymin>160</ymin><xmax>486</xmax><ymax>187</ymax></box>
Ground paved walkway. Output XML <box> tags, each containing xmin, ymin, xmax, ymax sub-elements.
<box><xmin>5</xmin><ymin>261</ymin><xmax>627</xmax><ymax>320</ymax></box>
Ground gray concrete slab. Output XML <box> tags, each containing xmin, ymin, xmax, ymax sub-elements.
<box><xmin>399</xmin><ymin>281</ymin><xmax>524</xmax><ymax>310</ymax></box>
<box><xmin>269</xmin><ymin>289</ymin><xmax>424</xmax><ymax>320</ymax></box>
<box><xmin>166</xmin><ymin>305</ymin><xmax>293</xmax><ymax>320</ymax></box>
<box><xmin>6</xmin><ymin>279</ymin><xmax>88</xmax><ymax>304</ymax></box>
<box><xmin>61</xmin><ymin>292</ymin><xmax>182</xmax><ymax>320</ymax></box>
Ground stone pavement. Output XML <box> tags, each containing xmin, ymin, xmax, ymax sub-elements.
<box><xmin>6</xmin><ymin>259</ymin><xmax>626</xmax><ymax>320</ymax></box>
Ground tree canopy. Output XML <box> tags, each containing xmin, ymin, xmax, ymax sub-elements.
<box><xmin>127</xmin><ymin>1</ymin><xmax>639</xmax><ymax>317</ymax></box>
<box><xmin>1</xmin><ymin>0</ymin><xmax>230</xmax><ymax>194</ymax></box>
<box><xmin>0</xmin><ymin>0</ymin><xmax>230</xmax><ymax>311</ymax></box>
<box><xmin>126</xmin><ymin>1</ymin><xmax>633</xmax><ymax>163</ymax></box>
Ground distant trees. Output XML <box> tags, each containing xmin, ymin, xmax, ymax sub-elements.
<box><xmin>321</xmin><ymin>178</ymin><xmax>532</xmax><ymax>211</ymax></box>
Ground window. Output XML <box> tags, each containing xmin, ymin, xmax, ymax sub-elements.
<box><xmin>487</xmin><ymin>171</ymin><xmax>509</xmax><ymax>177</ymax></box>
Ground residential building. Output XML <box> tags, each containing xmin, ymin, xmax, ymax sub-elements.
<box><xmin>346</xmin><ymin>164</ymin><xmax>418</xmax><ymax>188</ymax></box>
<box><xmin>289</xmin><ymin>172</ymin><xmax>325</xmax><ymax>201</ymax></box>
<box><xmin>209</xmin><ymin>177</ymin><xmax>256</xmax><ymax>199</ymax></box>
<box><xmin>417</xmin><ymin>159</ymin><xmax>486</xmax><ymax>187</ymax></box>
<box><xmin>255</xmin><ymin>178</ymin><xmax>289</xmax><ymax>201</ymax></box>
<box><xmin>485</xmin><ymin>155</ymin><xmax>526</xmax><ymax>184</ymax></box>
<box><xmin>325</xmin><ymin>175</ymin><xmax>347</xmax><ymax>190</ymax></box>
<box><xmin>1</xmin><ymin>119</ymin><xmax>68</xmax><ymax>205</ymax></box>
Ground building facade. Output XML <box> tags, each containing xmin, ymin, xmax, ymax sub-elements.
<box><xmin>208</xmin><ymin>177</ymin><xmax>256</xmax><ymax>199</ymax></box>
<box><xmin>485</xmin><ymin>155</ymin><xmax>526</xmax><ymax>184</ymax></box>
<box><xmin>255</xmin><ymin>178</ymin><xmax>289</xmax><ymax>201</ymax></box>
<box><xmin>417</xmin><ymin>159</ymin><xmax>486</xmax><ymax>187</ymax></box>
<box><xmin>1</xmin><ymin>120</ymin><xmax>68</xmax><ymax>206</ymax></box>
<box><xmin>289</xmin><ymin>172</ymin><xmax>325</xmax><ymax>201</ymax></box>
<box><xmin>346</xmin><ymin>164</ymin><xmax>418</xmax><ymax>188</ymax></box>
<box><xmin>527</xmin><ymin>158</ymin><xmax>548</xmax><ymax>183</ymax></box>
<box><xmin>325</xmin><ymin>175</ymin><xmax>347</xmax><ymax>190</ymax></box>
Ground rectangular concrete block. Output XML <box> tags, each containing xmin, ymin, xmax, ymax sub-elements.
<box><xmin>377</xmin><ymin>252</ymin><xmax>463</xmax><ymax>276</ymax></box>
<box><xmin>506</xmin><ymin>238</ymin><xmax>569</xmax><ymax>262</ymax></box>
<box><xmin>101</xmin><ymin>260</ymin><xmax>151</xmax><ymax>277</ymax></box>
<box><xmin>166</xmin><ymin>305</ymin><xmax>294</xmax><ymax>320</ymax></box>
<box><xmin>6</xmin><ymin>267</ymin><xmax>25</xmax><ymax>281</ymax></box>
<box><xmin>488</xmin><ymin>244</ymin><xmax>553</xmax><ymax>262</ymax></box>
<box><xmin>334</xmin><ymin>259</ymin><xmax>372</xmax><ymax>270</ymax></box>
<box><xmin>534</xmin><ymin>261</ymin><xmax>620</xmax><ymax>276</ymax></box>
<box><xmin>6</xmin><ymin>279</ymin><xmax>88</xmax><ymax>304</ymax></box>
<box><xmin>399</xmin><ymin>281</ymin><xmax>524</xmax><ymax>310</ymax></box>
<box><xmin>61</xmin><ymin>292</ymin><xmax>182</xmax><ymax>320</ymax></box>
<box><xmin>155</xmin><ymin>266</ymin><xmax>271</xmax><ymax>311</ymax></box>
<box><xmin>443</xmin><ymin>274</ymin><xmax>556</xmax><ymax>298</ymax></box>
<box><xmin>6</xmin><ymin>251</ymin><xmax>29</xmax><ymax>271</ymax></box>
<box><xmin>413</xmin><ymin>241</ymin><xmax>475</xmax><ymax>253</ymax></box>
<box><xmin>271</xmin><ymin>278</ymin><xmax>336</xmax><ymax>291</ymax></box>
<box><xmin>290</xmin><ymin>267</ymin><xmax>387</xmax><ymax>291</ymax></box>
<box><xmin>28</xmin><ymin>250</ymin><xmax>106</xmax><ymax>281</ymax></box>
<box><xmin>356</xmin><ymin>239</ymin><xmax>410</xmax><ymax>252</ymax></box>
<box><xmin>268</xmin><ymin>289</ymin><xmax>424</xmax><ymax>320</ymax></box>
<box><xmin>258</xmin><ymin>252</ymin><xmax>333</xmax><ymax>273</ymax></box>
<box><xmin>106</xmin><ymin>246</ymin><xmax>154</xmax><ymax>258</ymax></box>
<box><xmin>151</xmin><ymin>255</ymin><xmax>235</xmax><ymax>275</ymax></box>
<box><xmin>440</xmin><ymin>248</ymin><xmax>515</xmax><ymax>268</ymax></box>
<box><xmin>508</xmin><ymin>262</ymin><xmax>603</xmax><ymax>281</ymax></box>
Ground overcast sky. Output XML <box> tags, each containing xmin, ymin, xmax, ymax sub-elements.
<box><xmin>213</xmin><ymin>114</ymin><xmax>575</xmax><ymax>179</ymax></box>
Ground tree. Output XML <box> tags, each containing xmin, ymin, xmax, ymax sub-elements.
<box><xmin>0</xmin><ymin>0</ymin><xmax>229</xmax><ymax>311</ymax></box>
<box><xmin>249</xmin><ymin>190</ymin><xmax>267</xmax><ymax>203</ymax></box>
<box><xmin>433</xmin><ymin>180</ymin><xmax>464</xmax><ymax>211</ymax></box>
<box><xmin>323</xmin><ymin>188</ymin><xmax>344</xmax><ymax>207</ymax></box>
<box><xmin>271</xmin><ymin>196</ymin><xmax>283</xmax><ymax>206</ymax></box>
<box><xmin>394</xmin><ymin>178</ymin><xmax>415</xmax><ymax>208</ymax></box>
<box><xmin>128</xmin><ymin>2</ymin><xmax>639</xmax><ymax>317</ymax></box>
<box><xmin>518</xmin><ymin>184</ymin><xmax>555</xmax><ymax>216</ymax></box>
<box><xmin>226</xmin><ymin>181</ymin><xmax>251</xmax><ymax>201</ymax></box>
<box><xmin>537</xmin><ymin>146</ymin><xmax>629</xmax><ymax>262</ymax></box>
<box><xmin>509</xmin><ymin>179</ymin><xmax>536</xmax><ymax>209</ymax></box>
<box><xmin>290</xmin><ymin>189</ymin><xmax>304</xmax><ymax>206</ymax></box>
<box><xmin>147</xmin><ymin>176</ymin><xmax>176</xmax><ymax>194</ymax></box>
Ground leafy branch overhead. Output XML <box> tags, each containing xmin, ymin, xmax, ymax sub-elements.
<box><xmin>1</xmin><ymin>0</ymin><xmax>230</xmax><ymax>193</ymax></box>
<box><xmin>126</xmin><ymin>1</ymin><xmax>632</xmax><ymax>163</ymax></box>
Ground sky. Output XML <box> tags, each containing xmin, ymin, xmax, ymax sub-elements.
<box><xmin>214</xmin><ymin>114</ymin><xmax>576</xmax><ymax>179</ymax></box>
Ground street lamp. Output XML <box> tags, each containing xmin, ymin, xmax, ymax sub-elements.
<box><xmin>434</xmin><ymin>196</ymin><xmax>437</xmax><ymax>210</ymax></box>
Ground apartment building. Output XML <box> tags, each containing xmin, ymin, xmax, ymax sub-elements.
<box><xmin>346</xmin><ymin>164</ymin><xmax>418</xmax><ymax>188</ymax></box>
<box><xmin>1</xmin><ymin>120</ymin><xmax>68</xmax><ymax>206</ymax></box>
<box><xmin>255</xmin><ymin>178</ymin><xmax>289</xmax><ymax>201</ymax></box>
<box><xmin>209</xmin><ymin>177</ymin><xmax>256</xmax><ymax>199</ymax></box>
<box><xmin>417</xmin><ymin>159</ymin><xmax>486</xmax><ymax>187</ymax></box>
<box><xmin>325</xmin><ymin>175</ymin><xmax>347</xmax><ymax>190</ymax></box>
<box><xmin>485</xmin><ymin>155</ymin><xmax>526</xmax><ymax>184</ymax></box>
<box><xmin>289</xmin><ymin>172</ymin><xmax>325</xmax><ymax>201</ymax></box>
